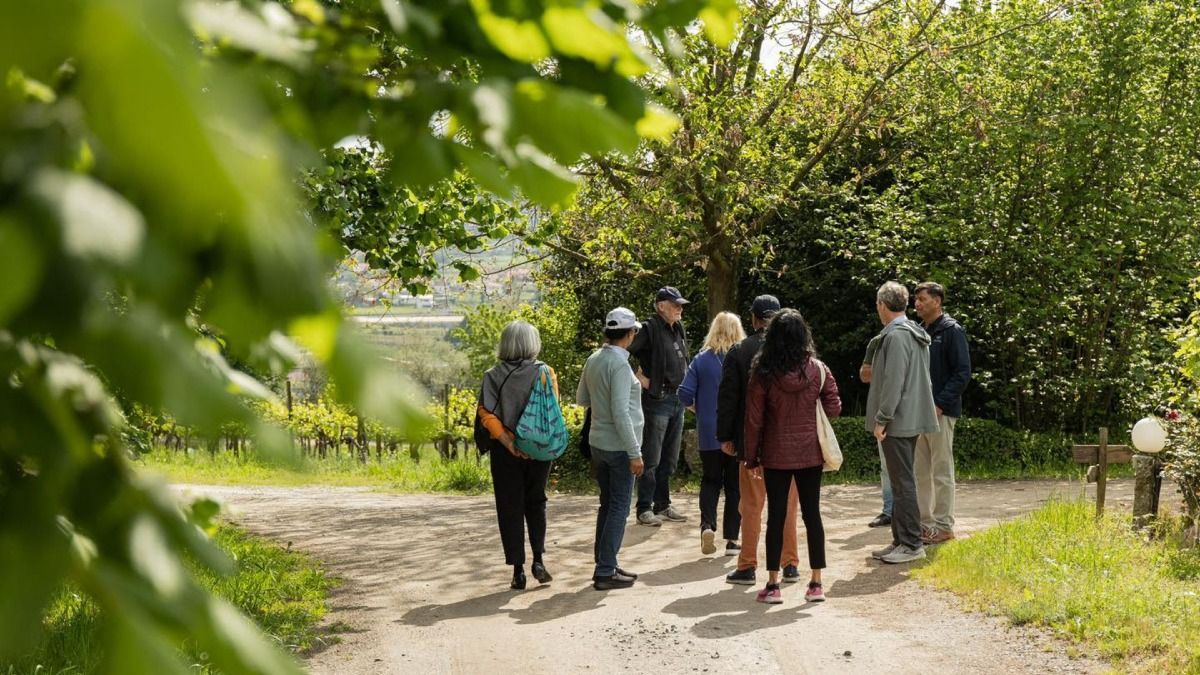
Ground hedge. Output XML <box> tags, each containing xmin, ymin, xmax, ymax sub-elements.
<box><xmin>551</xmin><ymin>416</ymin><xmax>1101</xmax><ymax>489</ymax></box>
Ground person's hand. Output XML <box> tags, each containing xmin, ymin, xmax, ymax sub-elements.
<box><xmin>748</xmin><ymin>465</ymin><xmax>763</xmax><ymax>480</ymax></box>
<box><xmin>936</xmin><ymin>406</ymin><xmax>944</xmax><ymax>417</ymax></box>
<box><xmin>635</xmin><ymin>369</ymin><xmax>650</xmax><ymax>390</ymax></box>
<box><xmin>630</xmin><ymin>457</ymin><xmax>645</xmax><ymax>477</ymax></box>
<box><xmin>873</xmin><ymin>424</ymin><xmax>887</xmax><ymax>442</ymax></box>
<box><xmin>859</xmin><ymin>363</ymin><xmax>872</xmax><ymax>384</ymax></box>
<box><xmin>686</xmin><ymin>405</ymin><xmax>696</xmax><ymax>414</ymax></box>
<box><xmin>502</xmin><ymin>433</ymin><xmax>529</xmax><ymax>459</ymax></box>
<box><xmin>720</xmin><ymin>441</ymin><xmax>736</xmax><ymax>457</ymax></box>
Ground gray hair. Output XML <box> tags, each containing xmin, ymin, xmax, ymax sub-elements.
<box><xmin>876</xmin><ymin>281</ymin><xmax>909</xmax><ymax>312</ymax></box>
<box><xmin>497</xmin><ymin>320</ymin><xmax>542</xmax><ymax>361</ymax></box>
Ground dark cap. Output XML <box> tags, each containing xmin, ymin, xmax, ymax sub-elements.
<box><xmin>750</xmin><ymin>294</ymin><xmax>781</xmax><ymax>318</ymax></box>
<box><xmin>655</xmin><ymin>286</ymin><xmax>689</xmax><ymax>305</ymax></box>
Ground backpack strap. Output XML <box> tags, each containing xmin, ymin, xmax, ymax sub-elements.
<box><xmin>483</xmin><ymin>364</ymin><xmax>520</xmax><ymax>415</ymax></box>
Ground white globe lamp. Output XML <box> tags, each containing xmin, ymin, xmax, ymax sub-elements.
<box><xmin>1131</xmin><ymin>417</ymin><xmax>1167</xmax><ymax>455</ymax></box>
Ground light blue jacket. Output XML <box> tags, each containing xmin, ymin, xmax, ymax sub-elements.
<box><xmin>577</xmin><ymin>345</ymin><xmax>644</xmax><ymax>457</ymax></box>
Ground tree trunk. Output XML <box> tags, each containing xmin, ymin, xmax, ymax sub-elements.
<box><xmin>705</xmin><ymin>232</ymin><xmax>738</xmax><ymax>320</ymax></box>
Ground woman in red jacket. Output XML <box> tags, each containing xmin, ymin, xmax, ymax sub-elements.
<box><xmin>743</xmin><ymin>309</ymin><xmax>842</xmax><ymax>604</ymax></box>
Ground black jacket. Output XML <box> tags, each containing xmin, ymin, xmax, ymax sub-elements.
<box><xmin>716</xmin><ymin>329</ymin><xmax>765</xmax><ymax>459</ymax></box>
<box><xmin>925</xmin><ymin>313</ymin><xmax>971</xmax><ymax>418</ymax></box>
<box><xmin>629</xmin><ymin>314</ymin><xmax>689</xmax><ymax>399</ymax></box>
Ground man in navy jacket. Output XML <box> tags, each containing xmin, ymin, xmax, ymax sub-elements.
<box><xmin>913</xmin><ymin>282</ymin><xmax>971</xmax><ymax>544</ymax></box>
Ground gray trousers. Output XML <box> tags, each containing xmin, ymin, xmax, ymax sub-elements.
<box><xmin>880</xmin><ymin>434</ymin><xmax>923</xmax><ymax>551</ymax></box>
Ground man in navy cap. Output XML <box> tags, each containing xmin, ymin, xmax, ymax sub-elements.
<box><xmin>628</xmin><ymin>286</ymin><xmax>692</xmax><ymax>526</ymax></box>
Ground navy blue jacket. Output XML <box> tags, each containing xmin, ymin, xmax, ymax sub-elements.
<box><xmin>678</xmin><ymin>348</ymin><xmax>725</xmax><ymax>451</ymax></box>
<box><xmin>925</xmin><ymin>313</ymin><xmax>971</xmax><ymax>418</ymax></box>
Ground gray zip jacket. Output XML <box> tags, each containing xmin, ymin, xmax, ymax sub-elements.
<box><xmin>864</xmin><ymin>316</ymin><xmax>940</xmax><ymax>437</ymax></box>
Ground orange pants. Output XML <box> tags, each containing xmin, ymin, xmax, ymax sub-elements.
<box><xmin>737</xmin><ymin>463</ymin><xmax>799</xmax><ymax>570</ymax></box>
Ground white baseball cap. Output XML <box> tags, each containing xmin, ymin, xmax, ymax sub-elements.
<box><xmin>605</xmin><ymin>307</ymin><xmax>639</xmax><ymax>330</ymax></box>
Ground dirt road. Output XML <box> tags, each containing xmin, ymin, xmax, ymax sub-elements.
<box><xmin>176</xmin><ymin>479</ymin><xmax>1141</xmax><ymax>675</ymax></box>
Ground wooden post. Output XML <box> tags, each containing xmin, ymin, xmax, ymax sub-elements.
<box><xmin>1096</xmin><ymin>427</ymin><xmax>1108</xmax><ymax>519</ymax></box>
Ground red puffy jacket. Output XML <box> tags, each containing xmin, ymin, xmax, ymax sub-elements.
<box><xmin>743</xmin><ymin>358</ymin><xmax>842</xmax><ymax>470</ymax></box>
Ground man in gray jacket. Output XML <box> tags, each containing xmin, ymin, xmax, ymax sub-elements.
<box><xmin>865</xmin><ymin>282</ymin><xmax>940</xmax><ymax>564</ymax></box>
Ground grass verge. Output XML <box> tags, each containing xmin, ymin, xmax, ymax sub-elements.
<box><xmin>914</xmin><ymin>500</ymin><xmax>1200</xmax><ymax>673</ymax></box>
<box><xmin>3</xmin><ymin>524</ymin><xmax>338</xmax><ymax>674</ymax></box>
<box><xmin>138</xmin><ymin>446</ymin><xmax>494</xmax><ymax>494</ymax></box>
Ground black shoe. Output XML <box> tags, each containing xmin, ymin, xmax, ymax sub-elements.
<box><xmin>593</xmin><ymin>574</ymin><xmax>635</xmax><ymax>590</ymax></box>
<box><xmin>531</xmin><ymin>561</ymin><xmax>552</xmax><ymax>584</ymax></box>
<box><xmin>592</xmin><ymin>569</ymin><xmax>638</xmax><ymax>582</ymax></box>
<box><xmin>724</xmin><ymin>541</ymin><xmax>741</xmax><ymax>556</ymax></box>
<box><xmin>725</xmin><ymin>567</ymin><xmax>756</xmax><ymax>585</ymax></box>
<box><xmin>782</xmin><ymin>565</ymin><xmax>801</xmax><ymax>583</ymax></box>
<box><xmin>510</xmin><ymin>569</ymin><xmax>527</xmax><ymax>590</ymax></box>
<box><xmin>868</xmin><ymin>513</ymin><xmax>892</xmax><ymax>528</ymax></box>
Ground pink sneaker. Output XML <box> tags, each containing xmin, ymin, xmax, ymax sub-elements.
<box><xmin>756</xmin><ymin>584</ymin><xmax>783</xmax><ymax>604</ymax></box>
<box><xmin>804</xmin><ymin>582</ymin><xmax>825</xmax><ymax>602</ymax></box>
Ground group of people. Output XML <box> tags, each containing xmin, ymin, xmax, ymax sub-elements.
<box><xmin>474</xmin><ymin>281</ymin><xmax>971</xmax><ymax>604</ymax></box>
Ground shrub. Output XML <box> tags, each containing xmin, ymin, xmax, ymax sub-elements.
<box><xmin>1163</xmin><ymin>411</ymin><xmax>1200</xmax><ymax>530</ymax></box>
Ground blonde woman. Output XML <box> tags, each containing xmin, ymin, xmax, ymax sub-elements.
<box><xmin>679</xmin><ymin>311</ymin><xmax>746</xmax><ymax>556</ymax></box>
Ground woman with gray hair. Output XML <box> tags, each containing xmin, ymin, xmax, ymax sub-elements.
<box><xmin>477</xmin><ymin>320</ymin><xmax>560</xmax><ymax>590</ymax></box>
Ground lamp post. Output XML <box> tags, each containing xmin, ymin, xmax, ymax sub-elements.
<box><xmin>1130</xmin><ymin>417</ymin><xmax>1167</xmax><ymax>527</ymax></box>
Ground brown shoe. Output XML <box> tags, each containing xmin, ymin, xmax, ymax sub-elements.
<box><xmin>924</xmin><ymin>529</ymin><xmax>956</xmax><ymax>545</ymax></box>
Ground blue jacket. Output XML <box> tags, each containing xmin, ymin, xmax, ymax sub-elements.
<box><xmin>679</xmin><ymin>348</ymin><xmax>725</xmax><ymax>451</ymax></box>
<box><xmin>925</xmin><ymin>313</ymin><xmax>971</xmax><ymax>418</ymax></box>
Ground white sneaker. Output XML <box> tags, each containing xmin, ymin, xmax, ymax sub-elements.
<box><xmin>881</xmin><ymin>545</ymin><xmax>927</xmax><ymax>564</ymax></box>
<box><xmin>658</xmin><ymin>506</ymin><xmax>687</xmax><ymax>522</ymax></box>
<box><xmin>701</xmin><ymin>528</ymin><xmax>716</xmax><ymax>554</ymax></box>
<box><xmin>637</xmin><ymin>511</ymin><xmax>662</xmax><ymax>527</ymax></box>
<box><xmin>871</xmin><ymin>543</ymin><xmax>898</xmax><ymax>560</ymax></box>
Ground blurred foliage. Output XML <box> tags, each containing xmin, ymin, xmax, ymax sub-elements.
<box><xmin>0</xmin><ymin>0</ymin><xmax>730</xmax><ymax>672</ymax></box>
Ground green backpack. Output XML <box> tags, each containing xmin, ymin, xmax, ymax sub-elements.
<box><xmin>514</xmin><ymin>365</ymin><xmax>569</xmax><ymax>461</ymax></box>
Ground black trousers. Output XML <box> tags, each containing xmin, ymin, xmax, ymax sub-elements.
<box><xmin>699</xmin><ymin>451</ymin><xmax>740</xmax><ymax>540</ymax></box>
<box><xmin>764</xmin><ymin>466</ymin><xmax>825</xmax><ymax>571</ymax></box>
<box><xmin>489</xmin><ymin>446</ymin><xmax>552</xmax><ymax>566</ymax></box>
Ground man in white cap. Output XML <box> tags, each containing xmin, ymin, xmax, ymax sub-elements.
<box><xmin>578</xmin><ymin>307</ymin><xmax>646</xmax><ymax>590</ymax></box>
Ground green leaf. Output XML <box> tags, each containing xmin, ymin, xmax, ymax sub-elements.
<box><xmin>452</xmin><ymin>144</ymin><xmax>514</xmax><ymax>199</ymax></box>
<box><xmin>541</xmin><ymin>7</ymin><xmax>648</xmax><ymax>77</ymax></box>
<box><xmin>699</xmin><ymin>2</ymin><xmax>740</xmax><ymax>47</ymax></box>
<box><xmin>186</xmin><ymin>1</ymin><xmax>313</xmax><ymax>68</ymax></box>
<box><xmin>471</xmin><ymin>2</ymin><xmax>550</xmax><ymax>63</ymax></box>
<box><xmin>510</xmin><ymin>143</ymin><xmax>580</xmax><ymax>207</ymax></box>
<box><xmin>0</xmin><ymin>217</ymin><xmax>42</xmax><ymax>324</ymax></box>
<box><xmin>636</xmin><ymin>104</ymin><xmax>680</xmax><ymax>141</ymax></box>
<box><xmin>31</xmin><ymin>169</ymin><xmax>145</xmax><ymax>265</ymax></box>
<box><xmin>453</xmin><ymin>261</ymin><xmax>482</xmax><ymax>282</ymax></box>
<box><xmin>513</xmin><ymin>80</ymin><xmax>639</xmax><ymax>161</ymax></box>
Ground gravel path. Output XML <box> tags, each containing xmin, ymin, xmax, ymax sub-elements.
<box><xmin>174</xmin><ymin>479</ymin><xmax>1145</xmax><ymax>675</ymax></box>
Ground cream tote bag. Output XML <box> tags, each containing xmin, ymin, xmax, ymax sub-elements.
<box><xmin>815</xmin><ymin>359</ymin><xmax>842</xmax><ymax>472</ymax></box>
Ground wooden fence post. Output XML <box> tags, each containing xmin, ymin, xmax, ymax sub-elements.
<box><xmin>1096</xmin><ymin>427</ymin><xmax>1109</xmax><ymax>519</ymax></box>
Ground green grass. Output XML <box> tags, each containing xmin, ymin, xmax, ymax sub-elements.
<box><xmin>915</xmin><ymin>501</ymin><xmax>1200</xmax><ymax>673</ymax></box>
<box><xmin>3</xmin><ymin>524</ymin><xmax>337</xmax><ymax>675</ymax></box>
<box><xmin>138</xmin><ymin>446</ymin><xmax>493</xmax><ymax>494</ymax></box>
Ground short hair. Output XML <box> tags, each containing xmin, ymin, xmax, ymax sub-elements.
<box><xmin>915</xmin><ymin>281</ymin><xmax>945</xmax><ymax>304</ymax></box>
<box><xmin>702</xmin><ymin>312</ymin><xmax>746</xmax><ymax>354</ymax></box>
<box><xmin>876</xmin><ymin>281</ymin><xmax>909</xmax><ymax>312</ymax></box>
<box><xmin>497</xmin><ymin>320</ymin><xmax>541</xmax><ymax>361</ymax></box>
<box><xmin>604</xmin><ymin>327</ymin><xmax>637</xmax><ymax>342</ymax></box>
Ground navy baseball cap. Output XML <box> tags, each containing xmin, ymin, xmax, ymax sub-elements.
<box><xmin>655</xmin><ymin>286</ymin><xmax>689</xmax><ymax>304</ymax></box>
<box><xmin>750</xmin><ymin>294</ymin><xmax>781</xmax><ymax>318</ymax></box>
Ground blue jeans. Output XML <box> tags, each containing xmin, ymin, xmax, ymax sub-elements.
<box><xmin>637</xmin><ymin>393</ymin><xmax>683</xmax><ymax>515</ymax></box>
<box><xmin>593</xmin><ymin>448</ymin><xmax>634</xmax><ymax>578</ymax></box>
<box><xmin>879</xmin><ymin>441</ymin><xmax>893</xmax><ymax>517</ymax></box>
